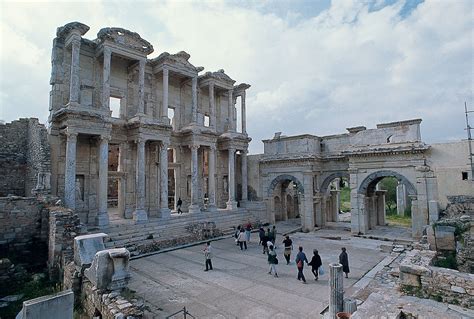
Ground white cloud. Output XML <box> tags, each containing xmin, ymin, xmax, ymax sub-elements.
<box><xmin>0</xmin><ymin>0</ymin><xmax>472</xmax><ymax>153</ymax></box>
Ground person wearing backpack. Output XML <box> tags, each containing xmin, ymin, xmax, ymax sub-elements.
<box><xmin>295</xmin><ymin>246</ymin><xmax>308</xmax><ymax>283</ymax></box>
<box><xmin>308</xmin><ymin>249</ymin><xmax>322</xmax><ymax>280</ymax></box>
<box><xmin>267</xmin><ymin>245</ymin><xmax>279</xmax><ymax>277</ymax></box>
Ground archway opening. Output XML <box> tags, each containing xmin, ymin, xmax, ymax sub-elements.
<box><xmin>270</xmin><ymin>177</ymin><xmax>301</xmax><ymax>223</ymax></box>
<box><xmin>377</xmin><ymin>177</ymin><xmax>412</xmax><ymax>228</ymax></box>
<box><xmin>318</xmin><ymin>173</ymin><xmax>350</xmax><ymax>226</ymax></box>
<box><xmin>359</xmin><ymin>171</ymin><xmax>416</xmax><ymax>232</ymax></box>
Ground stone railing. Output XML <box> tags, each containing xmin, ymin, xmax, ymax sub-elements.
<box><xmin>400</xmin><ymin>249</ymin><xmax>474</xmax><ymax>308</ymax></box>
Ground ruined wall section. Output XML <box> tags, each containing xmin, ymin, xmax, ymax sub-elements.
<box><xmin>0</xmin><ymin>119</ymin><xmax>29</xmax><ymax>196</ymax></box>
<box><xmin>0</xmin><ymin>197</ymin><xmax>50</xmax><ymax>255</ymax></box>
<box><xmin>26</xmin><ymin>118</ymin><xmax>51</xmax><ymax>196</ymax></box>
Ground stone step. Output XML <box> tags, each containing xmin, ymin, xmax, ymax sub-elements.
<box><xmin>105</xmin><ymin>212</ymin><xmax>254</xmax><ymax>237</ymax></box>
<box><xmin>102</xmin><ymin>211</ymin><xmax>257</xmax><ymax>252</ymax></box>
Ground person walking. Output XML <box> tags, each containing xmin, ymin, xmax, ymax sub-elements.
<box><xmin>267</xmin><ymin>245</ymin><xmax>279</xmax><ymax>277</ymax></box>
<box><xmin>268</xmin><ymin>227</ymin><xmax>274</xmax><ymax>246</ymax></box>
<box><xmin>245</xmin><ymin>221</ymin><xmax>252</xmax><ymax>243</ymax></box>
<box><xmin>177</xmin><ymin>197</ymin><xmax>183</xmax><ymax>214</ymax></box>
<box><xmin>261</xmin><ymin>231</ymin><xmax>269</xmax><ymax>254</ymax></box>
<box><xmin>259</xmin><ymin>227</ymin><xmax>265</xmax><ymax>245</ymax></box>
<box><xmin>339</xmin><ymin>247</ymin><xmax>350</xmax><ymax>278</ymax></box>
<box><xmin>271</xmin><ymin>225</ymin><xmax>277</xmax><ymax>247</ymax></box>
<box><xmin>308</xmin><ymin>249</ymin><xmax>322</xmax><ymax>280</ymax></box>
<box><xmin>203</xmin><ymin>241</ymin><xmax>213</xmax><ymax>271</ymax></box>
<box><xmin>234</xmin><ymin>225</ymin><xmax>241</xmax><ymax>246</ymax></box>
<box><xmin>295</xmin><ymin>246</ymin><xmax>308</xmax><ymax>283</ymax></box>
<box><xmin>237</xmin><ymin>228</ymin><xmax>247</xmax><ymax>250</ymax></box>
<box><xmin>282</xmin><ymin>235</ymin><xmax>293</xmax><ymax>265</ymax></box>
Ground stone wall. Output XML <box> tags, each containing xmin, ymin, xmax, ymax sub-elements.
<box><xmin>0</xmin><ymin>118</ymin><xmax>50</xmax><ymax>197</ymax></box>
<box><xmin>81</xmin><ymin>281</ymin><xmax>143</xmax><ymax>318</ymax></box>
<box><xmin>0</xmin><ymin>196</ymin><xmax>49</xmax><ymax>252</ymax></box>
<box><xmin>0</xmin><ymin>119</ymin><xmax>28</xmax><ymax>196</ymax></box>
<box><xmin>48</xmin><ymin>209</ymin><xmax>84</xmax><ymax>280</ymax></box>
<box><xmin>400</xmin><ymin>249</ymin><xmax>474</xmax><ymax>308</ymax></box>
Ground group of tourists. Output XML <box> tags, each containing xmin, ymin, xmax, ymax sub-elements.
<box><xmin>203</xmin><ymin>224</ymin><xmax>351</xmax><ymax>283</ymax></box>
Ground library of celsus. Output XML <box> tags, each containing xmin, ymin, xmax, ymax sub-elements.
<box><xmin>48</xmin><ymin>22</ymin><xmax>251</xmax><ymax>226</ymax></box>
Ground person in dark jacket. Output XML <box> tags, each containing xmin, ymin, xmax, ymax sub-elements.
<box><xmin>295</xmin><ymin>246</ymin><xmax>308</xmax><ymax>283</ymax></box>
<box><xmin>258</xmin><ymin>227</ymin><xmax>265</xmax><ymax>245</ymax></box>
<box><xmin>177</xmin><ymin>197</ymin><xmax>183</xmax><ymax>214</ymax></box>
<box><xmin>339</xmin><ymin>247</ymin><xmax>350</xmax><ymax>278</ymax></box>
<box><xmin>308</xmin><ymin>249</ymin><xmax>322</xmax><ymax>280</ymax></box>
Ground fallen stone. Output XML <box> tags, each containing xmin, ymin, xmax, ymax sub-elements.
<box><xmin>450</xmin><ymin>286</ymin><xmax>466</xmax><ymax>294</ymax></box>
<box><xmin>0</xmin><ymin>294</ymin><xmax>24</xmax><ymax>302</ymax></box>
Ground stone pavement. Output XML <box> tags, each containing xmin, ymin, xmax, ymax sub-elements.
<box><xmin>128</xmin><ymin>229</ymin><xmax>391</xmax><ymax>318</ymax></box>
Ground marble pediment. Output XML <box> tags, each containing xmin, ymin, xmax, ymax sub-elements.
<box><xmin>153</xmin><ymin>51</ymin><xmax>203</xmax><ymax>73</ymax></box>
<box><xmin>56</xmin><ymin>22</ymin><xmax>90</xmax><ymax>39</ymax></box>
<box><xmin>96</xmin><ymin>27</ymin><xmax>154</xmax><ymax>55</ymax></box>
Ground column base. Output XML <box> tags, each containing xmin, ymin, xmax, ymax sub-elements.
<box><xmin>239</xmin><ymin>200</ymin><xmax>248</xmax><ymax>208</ymax></box>
<box><xmin>160</xmin><ymin>208</ymin><xmax>171</xmax><ymax>219</ymax></box>
<box><xmin>95</xmin><ymin>212</ymin><xmax>109</xmax><ymax>227</ymax></box>
<box><xmin>133</xmin><ymin>209</ymin><xmax>148</xmax><ymax>224</ymax></box>
<box><xmin>188</xmin><ymin>204</ymin><xmax>201</xmax><ymax>214</ymax></box>
<box><xmin>207</xmin><ymin>204</ymin><xmax>218</xmax><ymax>212</ymax></box>
<box><xmin>226</xmin><ymin>201</ymin><xmax>238</xmax><ymax>210</ymax></box>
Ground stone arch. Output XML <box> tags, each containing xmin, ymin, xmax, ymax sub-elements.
<box><xmin>358</xmin><ymin>170</ymin><xmax>416</xmax><ymax>196</ymax></box>
<box><xmin>267</xmin><ymin>174</ymin><xmax>304</xmax><ymax>197</ymax></box>
<box><xmin>320</xmin><ymin>172</ymin><xmax>350</xmax><ymax>194</ymax></box>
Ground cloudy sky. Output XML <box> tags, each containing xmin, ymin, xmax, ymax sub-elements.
<box><xmin>0</xmin><ymin>0</ymin><xmax>472</xmax><ymax>154</ymax></box>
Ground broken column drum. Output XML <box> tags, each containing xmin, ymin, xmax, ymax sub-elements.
<box><xmin>329</xmin><ymin>262</ymin><xmax>344</xmax><ymax>319</ymax></box>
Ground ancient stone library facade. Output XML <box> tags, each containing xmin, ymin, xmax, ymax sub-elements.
<box><xmin>48</xmin><ymin>22</ymin><xmax>251</xmax><ymax>226</ymax></box>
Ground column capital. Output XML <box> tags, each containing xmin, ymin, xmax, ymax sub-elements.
<box><xmin>99</xmin><ymin>135</ymin><xmax>111</xmax><ymax>142</ymax></box>
<box><xmin>228</xmin><ymin>147</ymin><xmax>236</xmax><ymax>153</ymax></box>
<box><xmin>189</xmin><ymin>144</ymin><xmax>200</xmax><ymax>151</ymax></box>
<box><xmin>210</xmin><ymin>144</ymin><xmax>217</xmax><ymax>151</ymax></box>
<box><xmin>66</xmin><ymin>132</ymin><xmax>78</xmax><ymax>141</ymax></box>
<box><xmin>240</xmin><ymin>148</ymin><xmax>248</xmax><ymax>154</ymax></box>
<box><xmin>135</xmin><ymin>137</ymin><xmax>146</xmax><ymax>145</ymax></box>
<box><xmin>161</xmin><ymin>141</ymin><xmax>169</xmax><ymax>149</ymax></box>
<box><xmin>163</xmin><ymin>66</ymin><xmax>169</xmax><ymax>75</ymax></box>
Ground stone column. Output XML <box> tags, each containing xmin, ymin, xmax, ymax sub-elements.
<box><xmin>191</xmin><ymin>76</ymin><xmax>198</xmax><ymax>123</ymax></box>
<box><xmin>64</xmin><ymin>132</ymin><xmax>77</xmax><ymax>210</ymax></box>
<box><xmin>102</xmin><ymin>47</ymin><xmax>111</xmax><ymax>111</ymax></box>
<box><xmin>329</xmin><ymin>263</ymin><xmax>344</xmax><ymax>319</ymax></box>
<box><xmin>396</xmin><ymin>183</ymin><xmax>407</xmax><ymax>216</ymax></box>
<box><xmin>226</xmin><ymin>147</ymin><xmax>237</xmax><ymax>210</ymax></box>
<box><xmin>330</xmin><ymin>190</ymin><xmax>339</xmax><ymax>222</ymax></box>
<box><xmin>208</xmin><ymin>145</ymin><xmax>217</xmax><ymax>211</ymax></box>
<box><xmin>133</xmin><ymin>138</ymin><xmax>147</xmax><ymax>223</ymax></box>
<box><xmin>241</xmin><ymin>149</ymin><xmax>248</xmax><ymax>203</ymax></box>
<box><xmin>314</xmin><ymin>194</ymin><xmax>323</xmax><ymax>227</ymax></box>
<box><xmin>241</xmin><ymin>91</ymin><xmax>247</xmax><ymax>134</ymax></box>
<box><xmin>189</xmin><ymin>144</ymin><xmax>201</xmax><ymax>213</ymax></box>
<box><xmin>160</xmin><ymin>141</ymin><xmax>170</xmax><ymax>218</ymax></box>
<box><xmin>335</xmin><ymin>178</ymin><xmax>341</xmax><ymax>220</ymax></box>
<box><xmin>376</xmin><ymin>190</ymin><xmax>386</xmax><ymax>226</ymax></box>
<box><xmin>162</xmin><ymin>68</ymin><xmax>169</xmax><ymax>122</ymax></box>
<box><xmin>209</xmin><ymin>83</ymin><xmax>216</xmax><ymax>129</ymax></box>
<box><xmin>228</xmin><ymin>89</ymin><xmax>234</xmax><ymax>131</ymax></box>
<box><xmin>68</xmin><ymin>38</ymin><xmax>81</xmax><ymax>105</ymax></box>
<box><xmin>96</xmin><ymin>135</ymin><xmax>110</xmax><ymax>227</ymax></box>
<box><xmin>137</xmin><ymin>59</ymin><xmax>146</xmax><ymax>116</ymax></box>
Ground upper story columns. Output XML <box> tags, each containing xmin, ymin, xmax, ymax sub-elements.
<box><xmin>233</xmin><ymin>83</ymin><xmax>251</xmax><ymax>134</ymax></box>
<box><xmin>55</xmin><ymin>22</ymin><xmax>90</xmax><ymax>107</ymax></box>
<box><xmin>162</xmin><ymin>68</ymin><xmax>169</xmax><ymax>122</ymax></box>
<box><xmin>102</xmin><ymin>47</ymin><xmax>111</xmax><ymax>111</ymax></box>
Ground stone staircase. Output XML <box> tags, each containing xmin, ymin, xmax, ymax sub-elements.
<box><xmin>100</xmin><ymin>209</ymin><xmax>258</xmax><ymax>255</ymax></box>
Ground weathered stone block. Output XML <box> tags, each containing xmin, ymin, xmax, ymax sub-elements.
<box><xmin>84</xmin><ymin>248</ymin><xmax>131</xmax><ymax>291</ymax></box>
<box><xmin>15</xmin><ymin>290</ymin><xmax>73</xmax><ymax>319</ymax></box>
<box><xmin>434</xmin><ymin>225</ymin><xmax>456</xmax><ymax>251</ymax></box>
<box><xmin>73</xmin><ymin>233</ymin><xmax>107</xmax><ymax>270</ymax></box>
<box><xmin>400</xmin><ymin>271</ymin><xmax>421</xmax><ymax>287</ymax></box>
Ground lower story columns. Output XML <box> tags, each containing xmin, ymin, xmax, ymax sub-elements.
<box><xmin>96</xmin><ymin>135</ymin><xmax>110</xmax><ymax>227</ymax></box>
<box><xmin>226</xmin><ymin>147</ymin><xmax>238</xmax><ymax>210</ymax></box>
<box><xmin>133</xmin><ymin>138</ymin><xmax>148</xmax><ymax>223</ymax></box>
<box><xmin>189</xmin><ymin>144</ymin><xmax>201</xmax><ymax>213</ymax></box>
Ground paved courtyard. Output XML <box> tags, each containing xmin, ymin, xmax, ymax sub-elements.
<box><xmin>129</xmin><ymin>228</ymin><xmax>393</xmax><ymax>318</ymax></box>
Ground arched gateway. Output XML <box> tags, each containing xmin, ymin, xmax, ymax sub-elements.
<box><xmin>255</xmin><ymin>119</ymin><xmax>438</xmax><ymax>238</ymax></box>
<box><xmin>267</xmin><ymin>174</ymin><xmax>304</xmax><ymax>223</ymax></box>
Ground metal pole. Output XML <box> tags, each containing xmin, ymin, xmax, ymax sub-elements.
<box><xmin>465</xmin><ymin>102</ymin><xmax>474</xmax><ymax>181</ymax></box>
